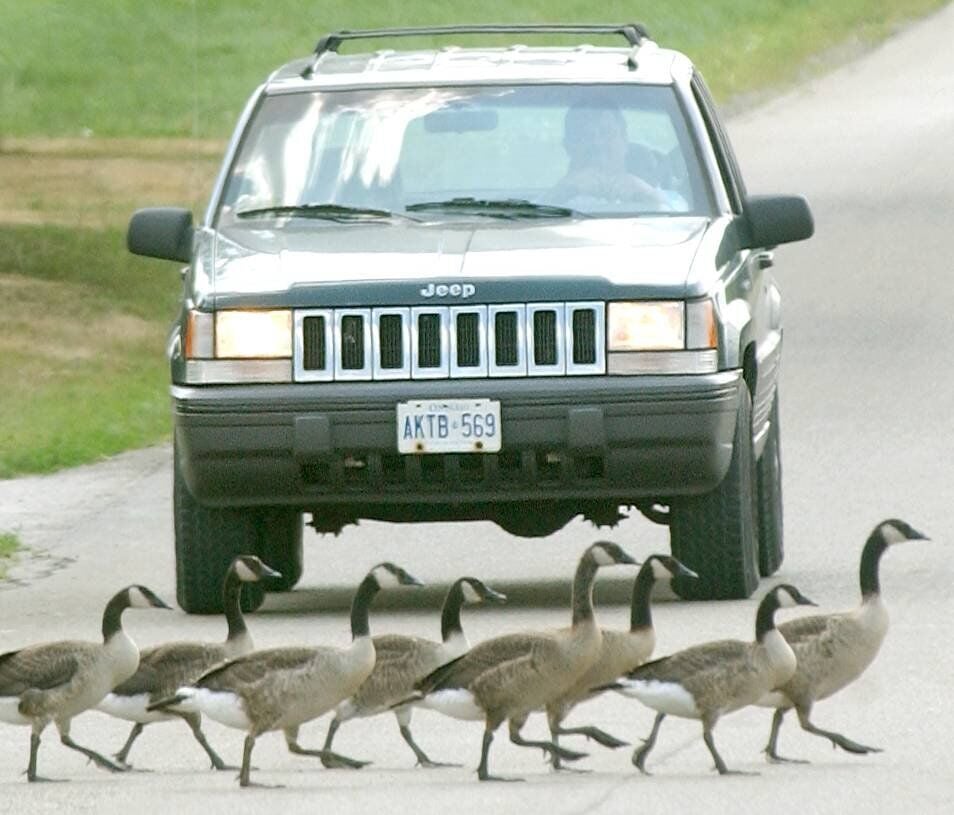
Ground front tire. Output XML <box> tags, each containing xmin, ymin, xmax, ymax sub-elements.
<box><xmin>756</xmin><ymin>393</ymin><xmax>784</xmax><ymax>576</ymax></box>
<box><xmin>669</xmin><ymin>384</ymin><xmax>760</xmax><ymax>600</ymax></box>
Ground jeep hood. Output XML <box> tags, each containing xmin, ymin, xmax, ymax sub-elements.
<box><xmin>209</xmin><ymin>216</ymin><xmax>714</xmax><ymax>299</ymax></box>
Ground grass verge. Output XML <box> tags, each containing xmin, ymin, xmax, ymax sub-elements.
<box><xmin>0</xmin><ymin>224</ymin><xmax>180</xmax><ymax>477</ymax></box>
<box><xmin>0</xmin><ymin>1</ymin><xmax>946</xmax><ymax>477</ymax></box>
<box><xmin>1</xmin><ymin>0</ymin><xmax>946</xmax><ymax>139</ymax></box>
<box><xmin>0</xmin><ymin>531</ymin><xmax>21</xmax><ymax>579</ymax></box>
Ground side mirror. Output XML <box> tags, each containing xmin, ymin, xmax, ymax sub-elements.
<box><xmin>742</xmin><ymin>195</ymin><xmax>814</xmax><ymax>249</ymax></box>
<box><xmin>127</xmin><ymin>207</ymin><xmax>194</xmax><ymax>263</ymax></box>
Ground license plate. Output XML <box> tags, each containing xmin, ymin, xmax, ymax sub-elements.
<box><xmin>397</xmin><ymin>399</ymin><xmax>501</xmax><ymax>454</ymax></box>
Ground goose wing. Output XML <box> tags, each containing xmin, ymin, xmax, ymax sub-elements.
<box><xmin>194</xmin><ymin>647</ymin><xmax>317</xmax><ymax>691</ymax></box>
<box><xmin>0</xmin><ymin>644</ymin><xmax>84</xmax><ymax>695</ymax></box>
<box><xmin>777</xmin><ymin>613</ymin><xmax>834</xmax><ymax>645</ymax></box>
<box><xmin>417</xmin><ymin>632</ymin><xmax>554</xmax><ymax>695</ymax></box>
<box><xmin>628</xmin><ymin>640</ymin><xmax>751</xmax><ymax>683</ymax></box>
<box><xmin>113</xmin><ymin>642</ymin><xmax>226</xmax><ymax>699</ymax></box>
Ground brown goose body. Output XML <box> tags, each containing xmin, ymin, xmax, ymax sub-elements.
<box><xmin>615</xmin><ymin>584</ymin><xmax>816</xmax><ymax>775</ymax></box>
<box><xmin>546</xmin><ymin>556</ymin><xmax>696</xmax><ymax>766</ymax></box>
<box><xmin>413</xmin><ymin>541</ymin><xmax>638</xmax><ymax>781</ymax></box>
<box><xmin>760</xmin><ymin>519</ymin><xmax>928</xmax><ymax>762</ymax></box>
<box><xmin>147</xmin><ymin>562</ymin><xmax>421</xmax><ymax>787</ymax></box>
<box><xmin>96</xmin><ymin>556</ymin><xmax>278</xmax><ymax>769</ymax></box>
<box><xmin>323</xmin><ymin>577</ymin><xmax>505</xmax><ymax>768</ymax></box>
<box><xmin>0</xmin><ymin>585</ymin><xmax>170</xmax><ymax>782</ymax></box>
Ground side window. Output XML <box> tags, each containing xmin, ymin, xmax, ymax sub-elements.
<box><xmin>691</xmin><ymin>74</ymin><xmax>746</xmax><ymax>213</ymax></box>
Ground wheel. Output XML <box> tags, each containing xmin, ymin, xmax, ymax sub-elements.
<box><xmin>669</xmin><ymin>384</ymin><xmax>760</xmax><ymax>600</ymax></box>
<box><xmin>258</xmin><ymin>509</ymin><xmax>304</xmax><ymax>592</ymax></box>
<box><xmin>756</xmin><ymin>392</ymin><xmax>784</xmax><ymax>576</ymax></box>
<box><xmin>173</xmin><ymin>444</ymin><xmax>266</xmax><ymax>614</ymax></box>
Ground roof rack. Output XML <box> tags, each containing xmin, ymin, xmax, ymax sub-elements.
<box><xmin>312</xmin><ymin>23</ymin><xmax>652</xmax><ymax>58</ymax></box>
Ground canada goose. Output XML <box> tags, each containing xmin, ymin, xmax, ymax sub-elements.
<box><xmin>546</xmin><ymin>554</ymin><xmax>697</xmax><ymax>769</ymax></box>
<box><xmin>759</xmin><ymin>518</ymin><xmax>929</xmax><ymax>762</ymax></box>
<box><xmin>410</xmin><ymin>541</ymin><xmax>638</xmax><ymax>781</ymax></box>
<box><xmin>612</xmin><ymin>583</ymin><xmax>816</xmax><ymax>775</ymax></box>
<box><xmin>147</xmin><ymin>562</ymin><xmax>421</xmax><ymax>787</ymax></box>
<box><xmin>96</xmin><ymin>555</ymin><xmax>280</xmax><ymax>769</ymax></box>
<box><xmin>321</xmin><ymin>576</ymin><xmax>506</xmax><ymax>769</ymax></box>
<box><xmin>0</xmin><ymin>585</ymin><xmax>170</xmax><ymax>782</ymax></box>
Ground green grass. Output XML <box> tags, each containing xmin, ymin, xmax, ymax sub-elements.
<box><xmin>0</xmin><ymin>0</ymin><xmax>945</xmax><ymax>477</ymax></box>
<box><xmin>0</xmin><ymin>531</ymin><xmax>21</xmax><ymax>579</ymax></box>
<box><xmin>1</xmin><ymin>0</ymin><xmax>945</xmax><ymax>139</ymax></box>
<box><xmin>0</xmin><ymin>225</ymin><xmax>181</xmax><ymax>477</ymax></box>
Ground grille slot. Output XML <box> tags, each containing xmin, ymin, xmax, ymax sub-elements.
<box><xmin>340</xmin><ymin>316</ymin><xmax>365</xmax><ymax>370</ymax></box>
<box><xmin>295</xmin><ymin>302</ymin><xmax>603</xmax><ymax>381</ymax></box>
<box><xmin>572</xmin><ymin>309</ymin><xmax>596</xmax><ymax>365</ymax></box>
<box><xmin>302</xmin><ymin>315</ymin><xmax>326</xmax><ymax>371</ymax></box>
<box><xmin>495</xmin><ymin>312</ymin><xmax>519</xmax><ymax>365</ymax></box>
<box><xmin>456</xmin><ymin>313</ymin><xmax>480</xmax><ymax>367</ymax></box>
<box><xmin>417</xmin><ymin>314</ymin><xmax>442</xmax><ymax>368</ymax></box>
<box><xmin>378</xmin><ymin>314</ymin><xmax>404</xmax><ymax>369</ymax></box>
<box><xmin>533</xmin><ymin>310</ymin><xmax>558</xmax><ymax>366</ymax></box>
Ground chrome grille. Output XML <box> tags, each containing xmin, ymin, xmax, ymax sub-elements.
<box><xmin>294</xmin><ymin>302</ymin><xmax>604</xmax><ymax>381</ymax></box>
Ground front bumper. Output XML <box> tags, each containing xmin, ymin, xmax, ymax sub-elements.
<box><xmin>173</xmin><ymin>372</ymin><xmax>742</xmax><ymax>509</ymax></box>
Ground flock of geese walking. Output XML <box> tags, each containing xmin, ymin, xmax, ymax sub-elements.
<box><xmin>0</xmin><ymin>518</ymin><xmax>927</xmax><ymax>787</ymax></box>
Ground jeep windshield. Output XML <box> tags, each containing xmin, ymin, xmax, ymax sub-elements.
<box><xmin>216</xmin><ymin>83</ymin><xmax>714</xmax><ymax>225</ymax></box>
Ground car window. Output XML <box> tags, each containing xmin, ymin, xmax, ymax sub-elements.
<box><xmin>217</xmin><ymin>83</ymin><xmax>715</xmax><ymax>222</ymax></box>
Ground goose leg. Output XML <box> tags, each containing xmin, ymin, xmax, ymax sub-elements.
<box><xmin>25</xmin><ymin>731</ymin><xmax>64</xmax><ymax>783</ymax></box>
<box><xmin>508</xmin><ymin>717</ymin><xmax>587</xmax><ymax>765</ymax></box>
<box><xmin>284</xmin><ymin>725</ymin><xmax>370</xmax><ymax>769</ymax></box>
<box><xmin>477</xmin><ymin>725</ymin><xmax>520</xmax><ymax>782</ymax></box>
<box><xmin>631</xmin><ymin>712</ymin><xmax>665</xmax><ymax>774</ymax></box>
<box><xmin>238</xmin><ymin>733</ymin><xmax>282</xmax><ymax>788</ymax></box>
<box><xmin>546</xmin><ymin>709</ymin><xmax>603</xmax><ymax>772</ymax></box>
<box><xmin>60</xmin><ymin>733</ymin><xmax>128</xmax><ymax>773</ymax></box>
<box><xmin>179</xmin><ymin>712</ymin><xmax>236</xmax><ymax>771</ymax></box>
<box><xmin>703</xmin><ymin>725</ymin><xmax>757</xmax><ymax>776</ymax></box>
<box><xmin>114</xmin><ymin>722</ymin><xmax>144</xmax><ymax>766</ymax></box>
<box><xmin>396</xmin><ymin>708</ymin><xmax>458</xmax><ymax>768</ymax></box>
<box><xmin>557</xmin><ymin>724</ymin><xmax>628</xmax><ymax>749</ymax></box>
<box><xmin>796</xmin><ymin>707</ymin><xmax>882</xmax><ymax>755</ymax></box>
<box><xmin>764</xmin><ymin>708</ymin><xmax>808</xmax><ymax>764</ymax></box>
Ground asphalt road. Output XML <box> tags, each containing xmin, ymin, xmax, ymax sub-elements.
<box><xmin>2</xmin><ymin>7</ymin><xmax>953</xmax><ymax>813</ymax></box>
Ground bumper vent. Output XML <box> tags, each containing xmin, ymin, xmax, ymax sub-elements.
<box><xmin>294</xmin><ymin>302</ymin><xmax>605</xmax><ymax>382</ymax></box>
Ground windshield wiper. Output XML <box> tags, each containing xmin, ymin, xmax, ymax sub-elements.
<box><xmin>405</xmin><ymin>197</ymin><xmax>580</xmax><ymax>219</ymax></box>
<box><xmin>236</xmin><ymin>203</ymin><xmax>399</xmax><ymax>221</ymax></box>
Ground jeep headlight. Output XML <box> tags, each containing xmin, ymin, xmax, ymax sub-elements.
<box><xmin>215</xmin><ymin>310</ymin><xmax>292</xmax><ymax>358</ymax></box>
<box><xmin>608</xmin><ymin>301</ymin><xmax>684</xmax><ymax>351</ymax></box>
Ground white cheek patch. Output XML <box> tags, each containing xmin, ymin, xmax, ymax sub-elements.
<box><xmin>128</xmin><ymin>586</ymin><xmax>151</xmax><ymax>609</ymax></box>
<box><xmin>461</xmin><ymin>581</ymin><xmax>482</xmax><ymax>605</ymax></box>
<box><xmin>373</xmin><ymin>565</ymin><xmax>401</xmax><ymax>589</ymax></box>
<box><xmin>650</xmin><ymin>559</ymin><xmax>672</xmax><ymax>580</ymax></box>
<box><xmin>189</xmin><ymin>688</ymin><xmax>251</xmax><ymax>731</ymax></box>
<box><xmin>421</xmin><ymin>689</ymin><xmax>485</xmax><ymax>721</ymax></box>
<box><xmin>616</xmin><ymin>679</ymin><xmax>700</xmax><ymax>719</ymax></box>
<box><xmin>775</xmin><ymin>587</ymin><xmax>799</xmax><ymax>609</ymax></box>
<box><xmin>235</xmin><ymin>560</ymin><xmax>259</xmax><ymax>582</ymax></box>
<box><xmin>592</xmin><ymin>544</ymin><xmax>616</xmax><ymax>566</ymax></box>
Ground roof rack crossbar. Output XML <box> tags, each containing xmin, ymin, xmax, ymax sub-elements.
<box><xmin>312</xmin><ymin>23</ymin><xmax>652</xmax><ymax>58</ymax></box>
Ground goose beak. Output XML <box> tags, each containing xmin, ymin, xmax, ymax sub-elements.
<box><xmin>618</xmin><ymin>552</ymin><xmax>640</xmax><ymax>567</ymax></box>
<box><xmin>676</xmin><ymin>563</ymin><xmax>699</xmax><ymax>580</ymax></box>
<box><xmin>260</xmin><ymin>564</ymin><xmax>283</xmax><ymax>580</ymax></box>
<box><xmin>153</xmin><ymin>596</ymin><xmax>174</xmax><ymax>610</ymax></box>
<box><xmin>483</xmin><ymin>588</ymin><xmax>508</xmax><ymax>604</ymax></box>
<box><xmin>403</xmin><ymin>574</ymin><xmax>425</xmax><ymax>588</ymax></box>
